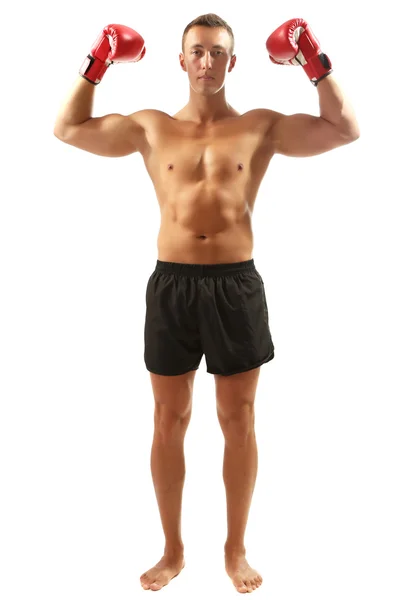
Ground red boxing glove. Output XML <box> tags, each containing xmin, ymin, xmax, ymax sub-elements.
<box><xmin>79</xmin><ymin>24</ymin><xmax>146</xmax><ymax>85</ymax></box>
<box><xmin>266</xmin><ymin>18</ymin><xmax>332</xmax><ymax>86</ymax></box>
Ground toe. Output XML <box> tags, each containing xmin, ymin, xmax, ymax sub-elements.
<box><xmin>235</xmin><ymin>580</ymin><xmax>247</xmax><ymax>593</ymax></box>
<box><xmin>150</xmin><ymin>580</ymin><xmax>163</xmax><ymax>590</ymax></box>
<box><xmin>150</xmin><ymin>582</ymin><xmax>162</xmax><ymax>591</ymax></box>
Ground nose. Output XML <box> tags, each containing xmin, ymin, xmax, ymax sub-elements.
<box><xmin>201</xmin><ymin>52</ymin><xmax>213</xmax><ymax>70</ymax></box>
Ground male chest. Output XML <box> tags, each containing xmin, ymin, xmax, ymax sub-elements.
<box><xmin>144</xmin><ymin>124</ymin><xmax>266</xmax><ymax>181</ymax></box>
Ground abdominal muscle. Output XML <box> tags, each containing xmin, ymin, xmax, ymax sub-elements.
<box><xmin>157</xmin><ymin>208</ymin><xmax>254</xmax><ymax>264</ymax></box>
<box><xmin>155</xmin><ymin>177</ymin><xmax>255</xmax><ymax>264</ymax></box>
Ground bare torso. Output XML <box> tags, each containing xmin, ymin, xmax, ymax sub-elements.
<box><xmin>134</xmin><ymin>108</ymin><xmax>274</xmax><ymax>264</ymax></box>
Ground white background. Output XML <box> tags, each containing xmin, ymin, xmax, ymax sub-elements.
<box><xmin>1</xmin><ymin>0</ymin><xmax>399</xmax><ymax>599</ymax></box>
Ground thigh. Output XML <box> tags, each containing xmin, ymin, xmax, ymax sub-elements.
<box><xmin>215</xmin><ymin>367</ymin><xmax>261</xmax><ymax>421</ymax></box>
<box><xmin>150</xmin><ymin>369</ymin><xmax>197</xmax><ymax>419</ymax></box>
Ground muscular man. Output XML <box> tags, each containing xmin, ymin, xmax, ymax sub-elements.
<box><xmin>54</xmin><ymin>13</ymin><xmax>359</xmax><ymax>594</ymax></box>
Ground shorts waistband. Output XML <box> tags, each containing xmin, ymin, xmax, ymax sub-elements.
<box><xmin>155</xmin><ymin>259</ymin><xmax>256</xmax><ymax>278</ymax></box>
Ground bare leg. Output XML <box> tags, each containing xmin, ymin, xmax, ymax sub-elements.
<box><xmin>140</xmin><ymin>370</ymin><xmax>195</xmax><ymax>591</ymax></box>
<box><xmin>223</xmin><ymin>430</ymin><xmax>263</xmax><ymax>593</ymax></box>
<box><xmin>215</xmin><ymin>368</ymin><xmax>264</xmax><ymax>594</ymax></box>
<box><xmin>150</xmin><ymin>433</ymin><xmax>186</xmax><ymax>554</ymax></box>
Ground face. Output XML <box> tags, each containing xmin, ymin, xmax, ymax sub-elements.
<box><xmin>180</xmin><ymin>26</ymin><xmax>236</xmax><ymax>94</ymax></box>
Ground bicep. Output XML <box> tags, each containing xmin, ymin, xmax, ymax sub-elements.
<box><xmin>269</xmin><ymin>112</ymin><xmax>353</xmax><ymax>158</ymax></box>
<box><xmin>55</xmin><ymin>113</ymin><xmax>144</xmax><ymax>157</ymax></box>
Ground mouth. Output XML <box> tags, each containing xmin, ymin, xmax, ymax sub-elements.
<box><xmin>199</xmin><ymin>76</ymin><xmax>214</xmax><ymax>80</ymax></box>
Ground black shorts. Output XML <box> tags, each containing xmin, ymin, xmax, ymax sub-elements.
<box><xmin>144</xmin><ymin>259</ymin><xmax>275</xmax><ymax>376</ymax></box>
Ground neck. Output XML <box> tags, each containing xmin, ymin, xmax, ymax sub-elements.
<box><xmin>185</xmin><ymin>85</ymin><xmax>232</xmax><ymax>124</ymax></box>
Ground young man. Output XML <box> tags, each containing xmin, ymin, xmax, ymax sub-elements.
<box><xmin>54</xmin><ymin>13</ymin><xmax>359</xmax><ymax>594</ymax></box>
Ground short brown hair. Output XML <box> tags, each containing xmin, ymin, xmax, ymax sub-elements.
<box><xmin>182</xmin><ymin>13</ymin><xmax>235</xmax><ymax>56</ymax></box>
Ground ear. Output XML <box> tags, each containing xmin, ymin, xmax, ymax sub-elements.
<box><xmin>228</xmin><ymin>54</ymin><xmax>237</xmax><ymax>72</ymax></box>
<box><xmin>179</xmin><ymin>53</ymin><xmax>187</xmax><ymax>72</ymax></box>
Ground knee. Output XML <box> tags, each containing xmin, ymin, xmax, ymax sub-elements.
<box><xmin>217</xmin><ymin>402</ymin><xmax>255</xmax><ymax>442</ymax></box>
<box><xmin>154</xmin><ymin>403</ymin><xmax>192</xmax><ymax>441</ymax></box>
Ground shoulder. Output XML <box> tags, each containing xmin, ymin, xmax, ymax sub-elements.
<box><xmin>125</xmin><ymin>110</ymin><xmax>173</xmax><ymax>152</ymax></box>
<box><xmin>242</xmin><ymin>108</ymin><xmax>285</xmax><ymax>135</ymax></box>
<box><xmin>127</xmin><ymin>109</ymin><xmax>173</xmax><ymax>130</ymax></box>
<box><xmin>125</xmin><ymin>109</ymin><xmax>175</xmax><ymax>155</ymax></box>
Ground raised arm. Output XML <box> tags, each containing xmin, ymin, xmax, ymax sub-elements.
<box><xmin>264</xmin><ymin>18</ymin><xmax>360</xmax><ymax>157</ymax></box>
<box><xmin>267</xmin><ymin>76</ymin><xmax>360</xmax><ymax>157</ymax></box>
<box><xmin>54</xmin><ymin>77</ymin><xmax>146</xmax><ymax>157</ymax></box>
<box><xmin>53</xmin><ymin>23</ymin><xmax>147</xmax><ymax>157</ymax></box>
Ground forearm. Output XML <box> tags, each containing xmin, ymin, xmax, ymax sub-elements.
<box><xmin>53</xmin><ymin>76</ymin><xmax>95</xmax><ymax>135</ymax></box>
<box><xmin>317</xmin><ymin>74</ymin><xmax>360</xmax><ymax>137</ymax></box>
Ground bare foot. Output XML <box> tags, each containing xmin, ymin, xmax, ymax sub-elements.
<box><xmin>225</xmin><ymin>553</ymin><xmax>263</xmax><ymax>594</ymax></box>
<box><xmin>140</xmin><ymin>554</ymin><xmax>185</xmax><ymax>591</ymax></box>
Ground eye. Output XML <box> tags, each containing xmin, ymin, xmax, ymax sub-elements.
<box><xmin>191</xmin><ymin>50</ymin><xmax>223</xmax><ymax>55</ymax></box>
